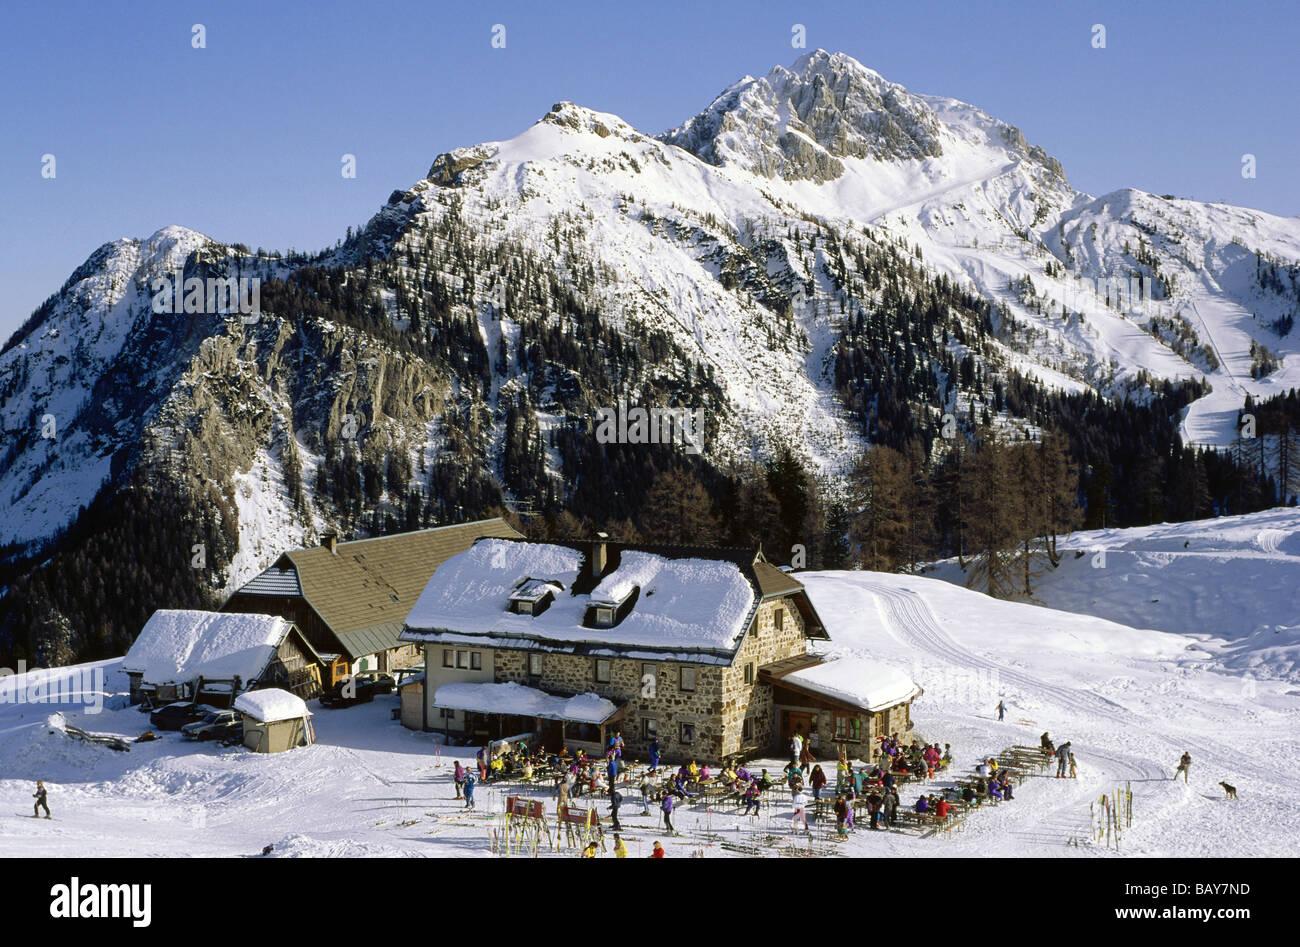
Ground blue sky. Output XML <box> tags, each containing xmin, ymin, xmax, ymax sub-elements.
<box><xmin>2</xmin><ymin>0</ymin><xmax>1297</xmax><ymax>341</ymax></box>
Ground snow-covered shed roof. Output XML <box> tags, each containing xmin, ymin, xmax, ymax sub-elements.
<box><xmin>234</xmin><ymin>688</ymin><xmax>312</xmax><ymax>723</ymax></box>
<box><xmin>777</xmin><ymin>657</ymin><xmax>922</xmax><ymax>712</ymax></box>
<box><xmin>432</xmin><ymin>681</ymin><xmax>619</xmax><ymax>724</ymax></box>
<box><xmin>123</xmin><ymin>610</ymin><xmax>295</xmax><ymax>686</ymax></box>
<box><xmin>401</xmin><ymin>538</ymin><xmax>824</xmax><ymax>662</ymax></box>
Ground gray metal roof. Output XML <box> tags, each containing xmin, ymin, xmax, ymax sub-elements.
<box><xmin>339</xmin><ymin>621</ymin><xmax>406</xmax><ymax>658</ymax></box>
<box><xmin>238</xmin><ymin>567</ymin><xmax>302</xmax><ymax>597</ymax></box>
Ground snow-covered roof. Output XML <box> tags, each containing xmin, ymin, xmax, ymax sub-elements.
<box><xmin>234</xmin><ymin>688</ymin><xmax>311</xmax><ymax>723</ymax></box>
<box><xmin>123</xmin><ymin>610</ymin><xmax>293</xmax><ymax>685</ymax></box>
<box><xmin>781</xmin><ymin>657</ymin><xmax>921</xmax><ymax>712</ymax></box>
<box><xmin>403</xmin><ymin>539</ymin><xmax>762</xmax><ymax>659</ymax></box>
<box><xmin>432</xmin><ymin>681</ymin><xmax>619</xmax><ymax>724</ymax></box>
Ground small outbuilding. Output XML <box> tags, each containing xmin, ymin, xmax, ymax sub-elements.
<box><xmin>398</xmin><ymin>670</ymin><xmax>426</xmax><ymax>730</ymax></box>
<box><xmin>234</xmin><ymin>688</ymin><xmax>315</xmax><ymax>754</ymax></box>
<box><xmin>123</xmin><ymin>610</ymin><xmax>324</xmax><ymax>706</ymax></box>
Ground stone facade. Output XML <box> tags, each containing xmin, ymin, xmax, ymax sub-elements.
<box><xmin>718</xmin><ymin>598</ymin><xmax>811</xmax><ymax>758</ymax></box>
<box><xmin>410</xmin><ymin>590</ymin><xmax>918</xmax><ymax>765</ymax></box>
<box><xmin>481</xmin><ymin>595</ymin><xmax>810</xmax><ymax>763</ymax></box>
<box><xmin>772</xmin><ymin>690</ymin><xmax>915</xmax><ymax>766</ymax></box>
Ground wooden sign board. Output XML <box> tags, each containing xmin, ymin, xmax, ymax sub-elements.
<box><xmin>558</xmin><ymin>805</ymin><xmax>597</xmax><ymax>827</ymax></box>
<box><xmin>506</xmin><ymin>796</ymin><xmax>545</xmax><ymax>820</ymax></box>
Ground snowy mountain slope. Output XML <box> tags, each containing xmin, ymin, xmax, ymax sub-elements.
<box><xmin>926</xmin><ymin>507</ymin><xmax>1300</xmax><ymax>682</ymax></box>
<box><xmin>4</xmin><ymin>48</ymin><xmax>1300</xmax><ymax>615</ymax></box>
<box><xmin>3</xmin><ymin>559</ymin><xmax>1296</xmax><ymax>858</ymax></box>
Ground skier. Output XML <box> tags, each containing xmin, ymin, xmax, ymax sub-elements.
<box><xmin>648</xmin><ymin>737</ymin><xmax>661</xmax><ymax>772</ymax></box>
<box><xmin>453</xmin><ymin>761</ymin><xmax>465</xmax><ymax>799</ymax></box>
<box><xmin>997</xmin><ymin>700</ymin><xmax>1005</xmax><ymax>721</ymax></box>
<box><xmin>463</xmin><ymin>772</ymin><xmax>477</xmax><ymax>809</ymax></box>
<box><xmin>606</xmin><ymin>755</ymin><xmax>619</xmax><ymax>796</ymax></box>
<box><xmin>833</xmin><ymin>794</ymin><xmax>850</xmax><ymax>837</ymax></box>
<box><xmin>810</xmin><ymin>764</ymin><xmax>827</xmax><ymax>802</ymax></box>
<box><xmin>660</xmin><ymin>792</ymin><xmax>676</xmax><ymax>834</ymax></box>
<box><xmin>638</xmin><ymin>772</ymin><xmax>652</xmax><ymax>814</ymax></box>
<box><xmin>886</xmin><ymin>789</ymin><xmax>900</xmax><ymax>827</ymax></box>
<box><xmin>33</xmin><ymin>781</ymin><xmax>50</xmax><ymax>819</ymax></box>
<box><xmin>1056</xmin><ymin>741</ymin><xmax>1071</xmax><ymax>778</ymax></box>
<box><xmin>1175</xmin><ymin>751</ymin><xmax>1192</xmax><ymax>784</ymax></box>
<box><xmin>609</xmin><ymin>790</ymin><xmax>623</xmax><ymax>832</ymax></box>
<box><xmin>798</xmin><ymin>734</ymin><xmax>815</xmax><ymax>776</ymax></box>
<box><xmin>866</xmin><ymin>791</ymin><xmax>882</xmax><ymax>830</ymax></box>
<box><xmin>790</xmin><ymin>787</ymin><xmax>811</xmax><ymax>835</ymax></box>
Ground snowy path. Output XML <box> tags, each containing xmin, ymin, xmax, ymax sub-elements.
<box><xmin>860</xmin><ymin>579</ymin><xmax>1288</xmax><ymax>787</ymax></box>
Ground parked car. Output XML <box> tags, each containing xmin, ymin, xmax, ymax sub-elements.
<box><xmin>182</xmin><ymin>709</ymin><xmax>243</xmax><ymax>742</ymax></box>
<box><xmin>319</xmin><ymin>671</ymin><xmax>395</xmax><ymax>707</ymax></box>
<box><xmin>355</xmin><ymin>670</ymin><xmax>396</xmax><ymax>694</ymax></box>
<box><xmin>149</xmin><ymin>702</ymin><xmax>217</xmax><ymax>731</ymax></box>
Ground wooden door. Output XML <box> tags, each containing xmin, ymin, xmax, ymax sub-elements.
<box><xmin>782</xmin><ymin>711</ymin><xmax>815</xmax><ymax>749</ymax></box>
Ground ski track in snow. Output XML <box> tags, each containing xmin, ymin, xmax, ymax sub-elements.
<box><xmin>856</xmin><ymin>580</ymin><xmax>1284</xmax><ymax>787</ymax></box>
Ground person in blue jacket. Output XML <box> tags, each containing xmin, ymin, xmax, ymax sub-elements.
<box><xmin>648</xmin><ymin>737</ymin><xmax>661</xmax><ymax>771</ymax></box>
<box><xmin>463</xmin><ymin>772</ymin><xmax>477</xmax><ymax>809</ymax></box>
<box><xmin>660</xmin><ymin>792</ymin><xmax>675</xmax><ymax>833</ymax></box>
<box><xmin>914</xmin><ymin>794</ymin><xmax>930</xmax><ymax>814</ymax></box>
<box><xmin>607</xmin><ymin>756</ymin><xmax>620</xmax><ymax>796</ymax></box>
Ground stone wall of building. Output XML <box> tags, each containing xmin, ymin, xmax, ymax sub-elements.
<box><xmin>718</xmin><ymin>596</ymin><xmax>811</xmax><ymax>759</ymax></box>
<box><xmin>494</xmin><ymin>649</ymin><xmax>727</xmax><ymax>763</ymax></box>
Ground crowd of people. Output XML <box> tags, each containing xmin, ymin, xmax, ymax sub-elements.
<box><xmin>446</xmin><ymin>727</ymin><xmax>1006</xmax><ymax>850</ymax></box>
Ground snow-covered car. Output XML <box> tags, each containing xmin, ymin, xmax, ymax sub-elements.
<box><xmin>181</xmin><ymin>709</ymin><xmax>243</xmax><ymax>742</ymax></box>
<box><xmin>149</xmin><ymin>702</ymin><xmax>218</xmax><ymax>731</ymax></box>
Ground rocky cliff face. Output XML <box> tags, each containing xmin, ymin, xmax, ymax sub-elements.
<box><xmin>3</xmin><ymin>50</ymin><xmax>1298</xmax><ymax>663</ymax></box>
<box><xmin>663</xmin><ymin>50</ymin><xmax>947</xmax><ymax>181</ymax></box>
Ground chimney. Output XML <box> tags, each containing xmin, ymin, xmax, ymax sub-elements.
<box><xmin>591</xmin><ymin>532</ymin><xmax>609</xmax><ymax>581</ymax></box>
<box><xmin>321</xmin><ymin>532</ymin><xmax>338</xmax><ymax>555</ymax></box>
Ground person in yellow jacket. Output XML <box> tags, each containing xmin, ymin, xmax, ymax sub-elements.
<box><xmin>581</xmin><ymin>841</ymin><xmax>598</xmax><ymax>858</ymax></box>
<box><xmin>613</xmin><ymin>834</ymin><xmax>627</xmax><ymax>858</ymax></box>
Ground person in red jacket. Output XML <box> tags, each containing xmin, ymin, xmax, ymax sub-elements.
<box><xmin>810</xmin><ymin>764</ymin><xmax>828</xmax><ymax>802</ymax></box>
<box><xmin>650</xmin><ymin>841</ymin><xmax>665</xmax><ymax>858</ymax></box>
<box><xmin>935</xmin><ymin>797</ymin><xmax>952</xmax><ymax>820</ymax></box>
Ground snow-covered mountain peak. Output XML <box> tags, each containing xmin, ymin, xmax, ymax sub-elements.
<box><xmin>662</xmin><ymin>49</ymin><xmax>1068</xmax><ymax>190</ymax></box>
<box><xmin>661</xmin><ymin>48</ymin><xmax>945</xmax><ymax>181</ymax></box>
<box><xmin>426</xmin><ymin>101</ymin><xmax>651</xmax><ymax>187</ymax></box>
